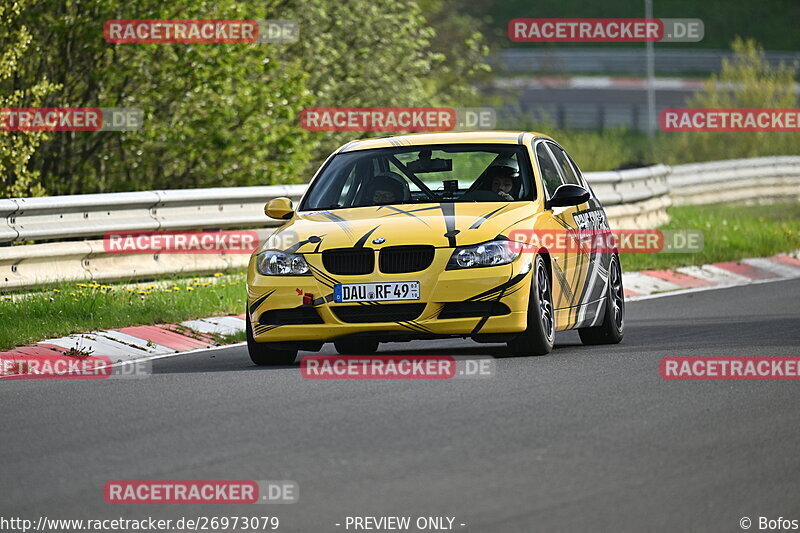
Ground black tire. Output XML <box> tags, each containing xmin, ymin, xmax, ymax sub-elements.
<box><xmin>334</xmin><ymin>339</ymin><xmax>380</xmax><ymax>355</ymax></box>
<box><xmin>246</xmin><ymin>314</ymin><xmax>298</xmax><ymax>366</ymax></box>
<box><xmin>507</xmin><ymin>255</ymin><xmax>555</xmax><ymax>356</ymax></box>
<box><xmin>578</xmin><ymin>254</ymin><xmax>625</xmax><ymax>345</ymax></box>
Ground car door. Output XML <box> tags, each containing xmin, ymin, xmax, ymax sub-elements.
<box><xmin>560</xmin><ymin>147</ymin><xmax>614</xmax><ymax>327</ymax></box>
<box><xmin>532</xmin><ymin>140</ymin><xmax>591</xmax><ymax>329</ymax></box>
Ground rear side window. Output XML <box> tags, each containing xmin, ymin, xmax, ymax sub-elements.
<box><xmin>535</xmin><ymin>143</ymin><xmax>563</xmax><ymax>196</ymax></box>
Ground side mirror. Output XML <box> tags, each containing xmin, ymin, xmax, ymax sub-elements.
<box><xmin>265</xmin><ymin>197</ymin><xmax>294</xmax><ymax>220</ymax></box>
<box><xmin>548</xmin><ymin>184</ymin><xmax>590</xmax><ymax>208</ymax></box>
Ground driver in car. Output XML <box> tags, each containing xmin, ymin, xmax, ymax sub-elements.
<box><xmin>486</xmin><ymin>158</ymin><xmax>521</xmax><ymax>201</ymax></box>
<box><xmin>491</xmin><ymin>175</ymin><xmax>515</xmax><ymax>201</ymax></box>
<box><xmin>369</xmin><ymin>173</ymin><xmax>407</xmax><ymax>205</ymax></box>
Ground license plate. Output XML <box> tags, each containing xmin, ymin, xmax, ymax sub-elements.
<box><xmin>333</xmin><ymin>281</ymin><xmax>420</xmax><ymax>303</ymax></box>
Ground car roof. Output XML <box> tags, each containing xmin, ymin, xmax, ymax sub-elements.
<box><xmin>336</xmin><ymin>131</ymin><xmax>551</xmax><ymax>153</ymax></box>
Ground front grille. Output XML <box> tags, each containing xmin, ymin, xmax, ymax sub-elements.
<box><xmin>379</xmin><ymin>245</ymin><xmax>435</xmax><ymax>274</ymax></box>
<box><xmin>438</xmin><ymin>301</ymin><xmax>510</xmax><ymax>319</ymax></box>
<box><xmin>322</xmin><ymin>248</ymin><xmax>374</xmax><ymax>275</ymax></box>
<box><xmin>260</xmin><ymin>307</ymin><xmax>323</xmax><ymax>325</ymax></box>
<box><xmin>331</xmin><ymin>303</ymin><xmax>426</xmax><ymax>323</ymax></box>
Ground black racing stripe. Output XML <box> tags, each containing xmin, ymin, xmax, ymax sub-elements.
<box><xmin>469</xmin><ymin>206</ymin><xmax>506</xmax><ymax>230</ymax></box>
<box><xmin>440</xmin><ymin>203</ymin><xmax>458</xmax><ymax>247</ymax></box>
<box><xmin>253</xmin><ymin>324</ymin><xmax>280</xmax><ymax>335</ymax></box>
<box><xmin>396</xmin><ymin>321</ymin><xmax>431</xmax><ymax>334</ymax></box>
<box><xmin>470</xmin><ymin>286</ymin><xmax>506</xmax><ymax>335</ymax></box>
<box><xmin>551</xmin><ymin>260</ymin><xmax>573</xmax><ymax>304</ymax></box>
<box><xmin>321</xmin><ymin>212</ymin><xmax>354</xmax><ymax>238</ymax></box>
<box><xmin>471</xmin><ymin>268</ymin><xmax>518</xmax><ymax>335</ymax></box>
<box><xmin>311</xmin><ymin>293</ymin><xmax>336</xmax><ymax>306</ymax></box>
<box><xmin>396</xmin><ymin>205</ymin><xmax>443</xmax><ymax>215</ymax></box>
<box><xmin>517</xmin><ymin>132</ymin><xmax>526</xmax><ymax>144</ymax></box>
<box><xmin>501</xmin><ymin>285</ymin><xmax>523</xmax><ymax>298</ymax></box>
<box><xmin>285</xmin><ymin>239</ymin><xmax>313</xmax><ymax>253</ymax></box>
<box><xmin>464</xmin><ymin>270</ymin><xmax>529</xmax><ymax>302</ymax></box>
<box><xmin>307</xmin><ymin>264</ymin><xmax>340</xmax><ymax>289</ymax></box>
<box><xmin>354</xmin><ymin>226</ymin><xmax>380</xmax><ymax>248</ymax></box>
<box><xmin>571</xmin><ymin>246</ymin><xmax>595</xmax><ymax>319</ymax></box>
<box><xmin>550</xmin><ymin>216</ymin><xmax>575</xmax><ymax>297</ymax></box>
<box><xmin>248</xmin><ymin>290</ymin><xmax>275</xmax><ymax>315</ymax></box>
<box><xmin>552</xmin><ymin>215</ymin><xmax>573</xmax><ymax>230</ymax></box>
<box><xmin>405</xmin><ymin>317</ymin><xmax>433</xmax><ymax>332</ymax></box>
<box><xmin>378</xmin><ymin>206</ymin><xmax>431</xmax><ymax>227</ymax></box>
<box><xmin>552</xmin><ymin>213</ymin><xmax>590</xmax><ymax>313</ymax></box>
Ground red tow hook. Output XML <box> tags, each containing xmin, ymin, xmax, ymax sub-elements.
<box><xmin>303</xmin><ymin>293</ymin><xmax>314</xmax><ymax>306</ymax></box>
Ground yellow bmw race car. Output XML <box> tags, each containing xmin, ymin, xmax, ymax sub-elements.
<box><xmin>246</xmin><ymin>131</ymin><xmax>624</xmax><ymax>365</ymax></box>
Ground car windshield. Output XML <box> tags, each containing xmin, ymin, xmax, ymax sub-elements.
<box><xmin>300</xmin><ymin>144</ymin><xmax>534</xmax><ymax>210</ymax></box>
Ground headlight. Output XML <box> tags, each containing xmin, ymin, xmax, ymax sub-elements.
<box><xmin>446</xmin><ymin>240</ymin><xmax>520</xmax><ymax>270</ymax></box>
<box><xmin>256</xmin><ymin>250</ymin><xmax>311</xmax><ymax>276</ymax></box>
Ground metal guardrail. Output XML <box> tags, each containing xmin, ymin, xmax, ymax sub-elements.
<box><xmin>491</xmin><ymin>48</ymin><xmax>800</xmax><ymax>75</ymax></box>
<box><xmin>668</xmin><ymin>156</ymin><xmax>800</xmax><ymax>206</ymax></box>
<box><xmin>0</xmin><ymin>184</ymin><xmax>307</xmax><ymax>243</ymax></box>
<box><xmin>2</xmin><ymin>157</ymin><xmax>799</xmax><ymax>289</ymax></box>
<box><xmin>585</xmin><ymin>164</ymin><xmax>672</xmax><ymax>228</ymax></box>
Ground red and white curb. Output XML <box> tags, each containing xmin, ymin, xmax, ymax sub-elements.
<box><xmin>623</xmin><ymin>251</ymin><xmax>800</xmax><ymax>300</ymax></box>
<box><xmin>1</xmin><ymin>251</ymin><xmax>799</xmax><ymax>365</ymax></box>
<box><xmin>0</xmin><ymin>315</ymin><xmax>247</xmax><ymax>365</ymax></box>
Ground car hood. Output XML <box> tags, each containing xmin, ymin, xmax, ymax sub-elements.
<box><xmin>261</xmin><ymin>202</ymin><xmax>537</xmax><ymax>253</ymax></box>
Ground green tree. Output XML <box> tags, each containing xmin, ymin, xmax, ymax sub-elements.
<box><xmin>0</xmin><ymin>0</ymin><xmax>60</xmax><ymax>197</ymax></box>
<box><xmin>287</xmin><ymin>0</ymin><xmax>492</xmax><ymax>173</ymax></box>
<box><xmin>658</xmin><ymin>38</ymin><xmax>800</xmax><ymax>163</ymax></box>
<box><xmin>17</xmin><ymin>0</ymin><xmax>310</xmax><ymax>194</ymax></box>
<box><xmin>10</xmin><ymin>0</ymin><xmax>491</xmax><ymax>195</ymax></box>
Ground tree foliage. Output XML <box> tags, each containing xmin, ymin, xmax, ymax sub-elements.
<box><xmin>3</xmin><ymin>0</ymin><xmax>490</xmax><ymax>196</ymax></box>
<box><xmin>658</xmin><ymin>37</ymin><xmax>799</xmax><ymax>163</ymax></box>
<box><xmin>0</xmin><ymin>0</ymin><xmax>60</xmax><ymax>197</ymax></box>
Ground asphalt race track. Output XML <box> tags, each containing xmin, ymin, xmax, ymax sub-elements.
<box><xmin>2</xmin><ymin>279</ymin><xmax>799</xmax><ymax>532</ymax></box>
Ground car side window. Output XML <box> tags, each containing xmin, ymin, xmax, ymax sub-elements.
<box><xmin>547</xmin><ymin>143</ymin><xmax>580</xmax><ymax>186</ymax></box>
<box><xmin>564</xmin><ymin>151</ymin><xmax>589</xmax><ymax>188</ymax></box>
<box><xmin>535</xmin><ymin>142</ymin><xmax>564</xmax><ymax>197</ymax></box>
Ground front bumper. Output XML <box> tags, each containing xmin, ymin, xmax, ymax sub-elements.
<box><xmin>246</xmin><ymin>248</ymin><xmax>533</xmax><ymax>343</ymax></box>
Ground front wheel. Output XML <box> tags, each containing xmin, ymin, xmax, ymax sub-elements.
<box><xmin>246</xmin><ymin>314</ymin><xmax>298</xmax><ymax>366</ymax></box>
<box><xmin>578</xmin><ymin>254</ymin><xmax>625</xmax><ymax>345</ymax></box>
<box><xmin>507</xmin><ymin>255</ymin><xmax>555</xmax><ymax>356</ymax></box>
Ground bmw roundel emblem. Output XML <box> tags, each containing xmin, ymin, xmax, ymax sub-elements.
<box><xmin>372</xmin><ymin>237</ymin><xmax>386</xmax><ymax>244</ymax></box>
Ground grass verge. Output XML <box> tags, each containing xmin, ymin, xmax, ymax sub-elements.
<box><xmin>0</xmin><ymin>272</ymin><xmax>245</xmax><ymax>351</ymax></box>
<box><xmin>620</xmin><ymin>203</ymin><xmax>800</xmax><ymax>272</ymax></box>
